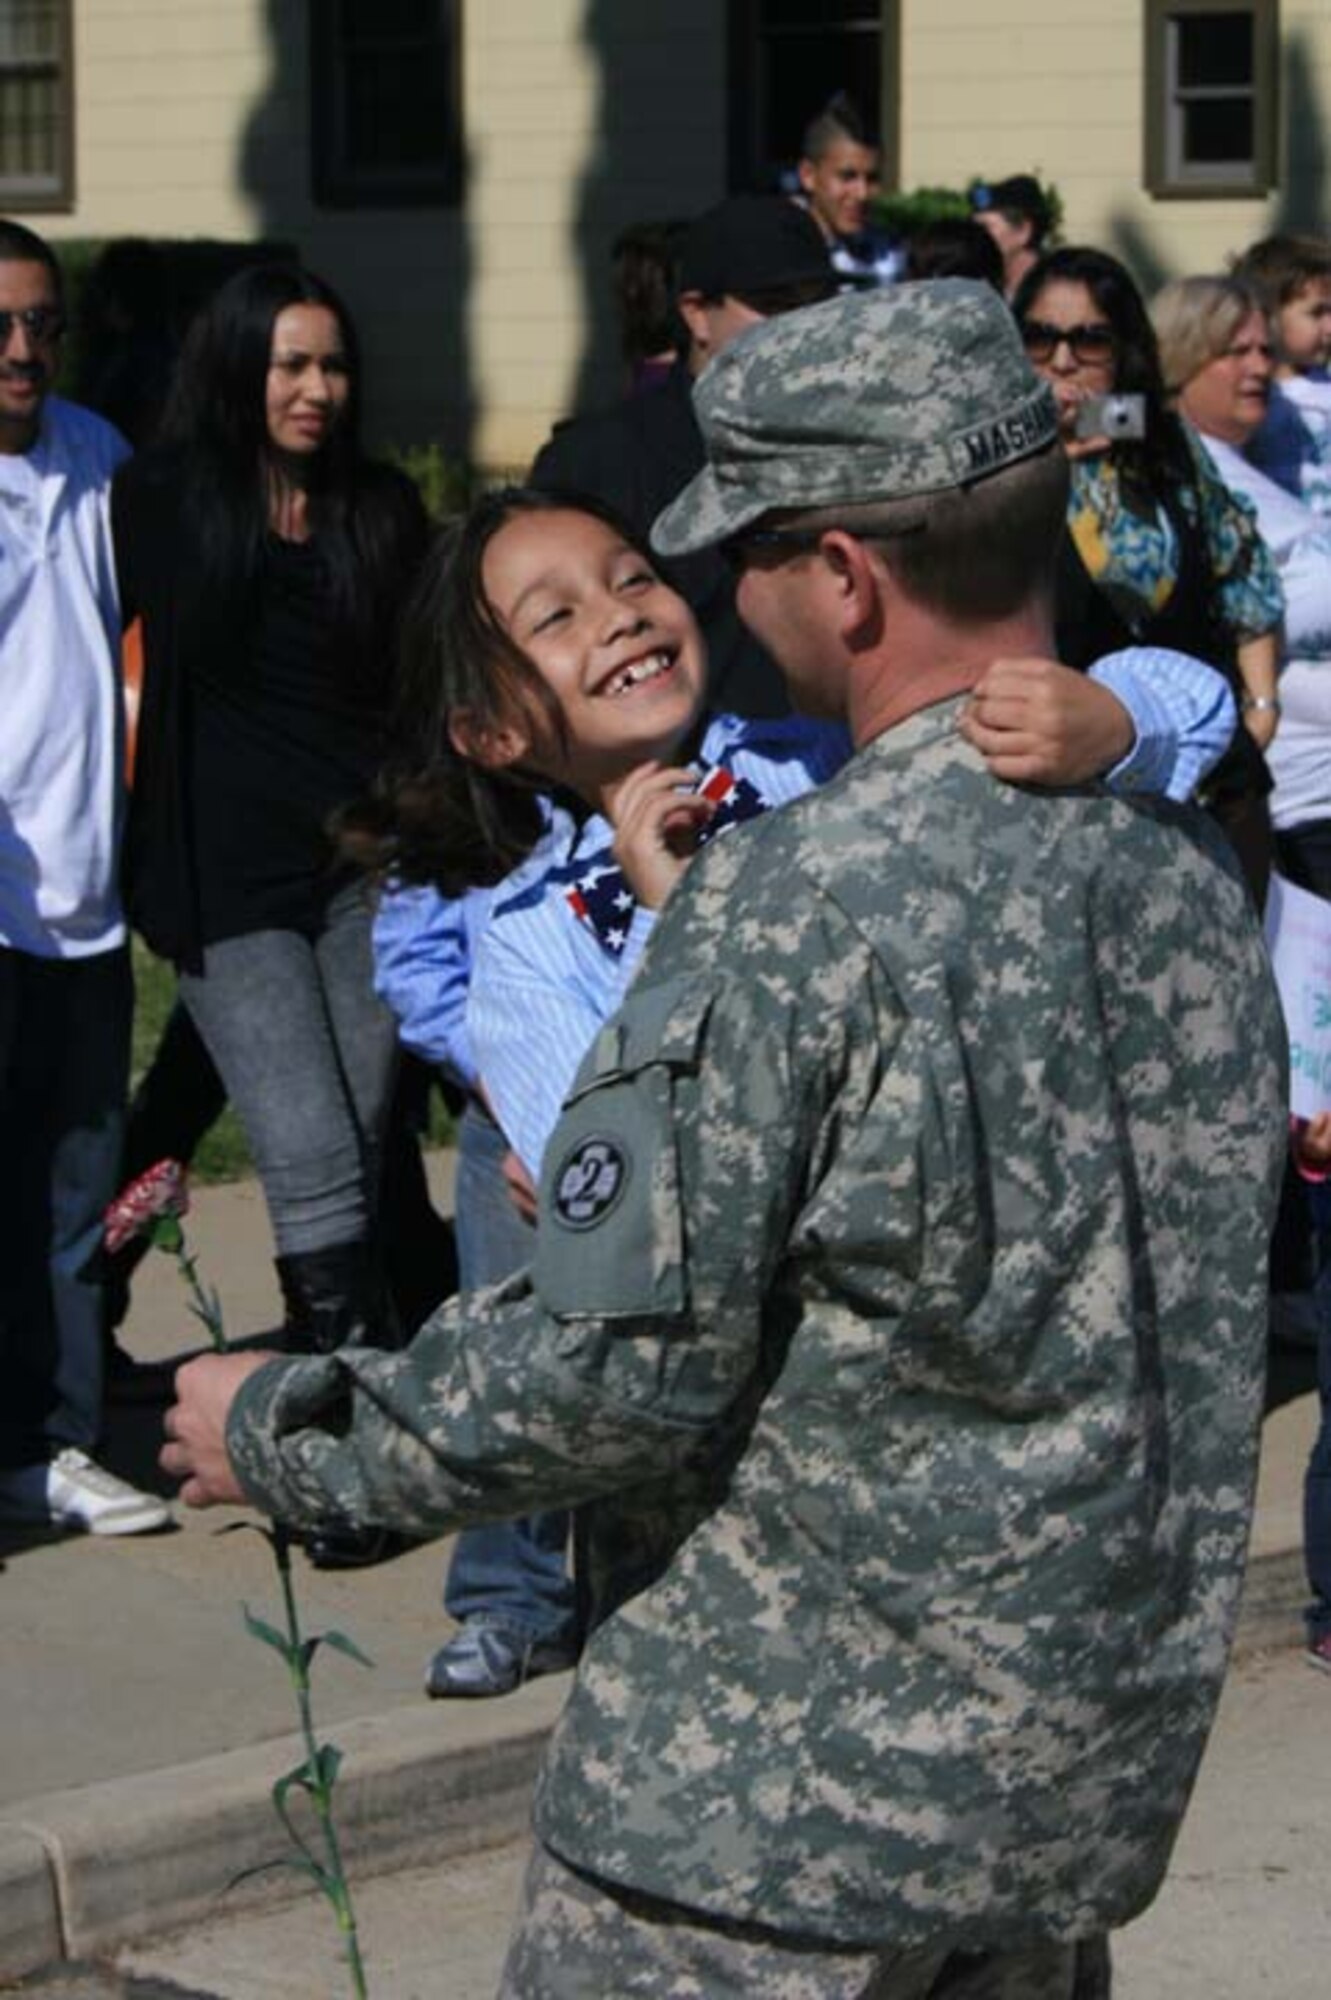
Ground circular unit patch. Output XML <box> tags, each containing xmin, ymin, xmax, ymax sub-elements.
<box><xmin>551</xmin><ymin>1134</ymin><xmax>631</xmax><ymax>1231</ymax></box>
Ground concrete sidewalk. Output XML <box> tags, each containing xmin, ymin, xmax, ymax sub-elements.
<box><xmin>0</xmin><ymin>1167</ymin><xmax>1320</xmax><ymax>1981</ymax></box>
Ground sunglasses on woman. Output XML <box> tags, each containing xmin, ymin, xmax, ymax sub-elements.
<box><xmin>1019</xmin><ymin>319</ymin><xmax>1116</xmax><ymax>366</ymax></box>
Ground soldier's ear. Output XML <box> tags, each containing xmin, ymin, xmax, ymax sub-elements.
<box><xmin>448</xmin><ymin>708</ymin><xmax>531</xmax><ymax>771</ymax></box>
<box><xmin>819</xmin><ymin>531</ymin><xmax>886</xmax><ymax>639</ymax></box>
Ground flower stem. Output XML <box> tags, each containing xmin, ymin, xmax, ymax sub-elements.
<box><xmin>272</xmin><ymin>1526</ymin><xmax>369</xmax><ymax>1999</ymax></box>
<box><xmin>175</xmin><ymin>1243</ymin><xmax>227</xmax><ymax>1353</ymax></box>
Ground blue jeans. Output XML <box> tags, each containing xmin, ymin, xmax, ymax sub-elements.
<box><xmin>178</xmin><ymin>883</ymin><xmax>397</xmax><ymax>1257</ymax></box>
<box><xmin>0</xmin><ymin>945</ymin><xmax>130</xmax><ymax>1466</ymax></box>
<box><xmin>443</xmin><ymin>1104</ymin><xmax>576</xmax><ymax>1645</ymax></box>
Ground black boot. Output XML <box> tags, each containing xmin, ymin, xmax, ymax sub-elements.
<box><xmin>272</xmin><ymin>1242</ymin><xmax>405</xmax><ymax>1569</ymax></box>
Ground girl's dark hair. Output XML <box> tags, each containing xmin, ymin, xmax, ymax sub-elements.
<box><xmin>341</xmin><ymin>486</ymin><xmax>664</xmax><ymax>897</ymax></box>
<box><xmin>157</xmin><ymin>260</ymin><xmax>412</xmax><ymax>663</ymax></box>
<box><xmin>1011</xmin><ymin>244</ymin><xmax>1197</xmax><ymax>495</ymax></box>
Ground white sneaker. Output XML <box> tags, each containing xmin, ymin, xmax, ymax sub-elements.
<box><xmin>0</xmin><ymin>1448</ymin><xmax>172</xmax><ymax>1536</ymax></box>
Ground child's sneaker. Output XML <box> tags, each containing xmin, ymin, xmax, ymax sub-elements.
<box><xmin>1305</xmin><ymin>1630</ymin><xmax>1331</xmax><ymax>1675</ymax></box>
<box><xmin>0</xmin><ymin>1448</ymin><xmax>172</xmax><ymax>1536</ymax></box>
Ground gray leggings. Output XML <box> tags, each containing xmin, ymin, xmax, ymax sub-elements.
<box><xmin>178</xmin><ymin>883</ymin><xmax>397</xmax><ymax>1257</ymax></box>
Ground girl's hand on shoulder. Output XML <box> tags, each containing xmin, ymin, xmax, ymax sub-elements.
<box><xmin>606</xmin><ymin>762</ymin><xmax>715</xmax><ymax>909</ymax></box>
<box><xmin>961</xmin><ymin>657</ymin><xmax>1133</xmax><ymax>786</ymax></box>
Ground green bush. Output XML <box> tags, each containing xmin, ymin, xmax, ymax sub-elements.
<box><xmin>870</xmin><ymin>186</ymin><xmax>972</xmax><ymax>238</ymax></box>
<box><xmin>871</xmin><ymin>177</ymin><xmax>1063</xmax><ymax>244</ymax></box>
<box><xmin>385</xmin><ymin>441</ymin><xmax>475</xmax><ymax>523</ymax></box>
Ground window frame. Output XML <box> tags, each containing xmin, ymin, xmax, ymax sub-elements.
<box><xmin>1144</xmin><ymin>0</ymin><xmax>1279</xmax><ymax>200</ymax></box>
<box><xmin>726</xmin><ymin>1</ymin><xmax>900</xmax><ymax>197</ymax></box>
<box><xmin>0</xmin><ymin>0</ymin><xmax>75</xmax><ymax>213</ymax></box>
<box><xmin>310</xmin><ymin>0</ymin><xmax>463</xmax><ymax>211</ymax></box>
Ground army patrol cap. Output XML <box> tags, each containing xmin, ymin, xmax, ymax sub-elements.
<box><xmin>651</xmin><ymin>279</ymin><xmax>1059</xmax><ymax>556</ymax></box>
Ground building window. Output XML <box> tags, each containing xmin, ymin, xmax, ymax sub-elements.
<box><xmin>728</xmin><ymin>2</ymin><xmax>899</xmax><ymax>194</ymax></box>
<box><xmin>311</xmin><ymin>0</ymin><xmax>462</xmax><ymax>208</ymax></box>
<box><xmin>0</xmin><ymin>0</ymin><xmax>74</xmax><ymax>211</ymax></box>
<box><xmin>1145</xmin><ymin>0</ymin><xmax>1279</xmax><ymax>197</ymax></box>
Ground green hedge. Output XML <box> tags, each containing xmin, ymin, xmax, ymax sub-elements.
<box><xmin>871</xmin><ymin>177</ymin><xmax>1063</xmax><ymax>243</ymax></box>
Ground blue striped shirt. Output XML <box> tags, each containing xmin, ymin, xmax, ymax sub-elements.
<box><xmin>466</xmin><ymin>654</ymin><xmax>1231</xmax><ymax>1175</ymax></box>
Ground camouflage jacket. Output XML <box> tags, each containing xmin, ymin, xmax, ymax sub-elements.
<box><xmin>229</xmin><ymin>695</ymin><xmax>1286</xmax><ymax>1948</ymax></box>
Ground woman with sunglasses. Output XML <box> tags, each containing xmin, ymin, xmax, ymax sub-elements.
<box><xmin>1013</xmin><ymin>245</ymin><xmax>1283</xmax><ymax>901</ymax></box>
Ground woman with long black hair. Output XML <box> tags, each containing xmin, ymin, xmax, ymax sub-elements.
<box><xmin>113</xmin><ymin>264</ymin><xmax>428</xmax><ymax>1558</ymax></box>
<box><xmin>1012</xmin><ymin>244</ymin><xmax>1283</xmax><ymax>903</ymax></box>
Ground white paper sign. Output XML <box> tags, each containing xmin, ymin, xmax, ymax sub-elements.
<box><xmin>1264</xmin><ymin>871</ymin><xmax>1331</xmax><ymax>1118</ymax></box>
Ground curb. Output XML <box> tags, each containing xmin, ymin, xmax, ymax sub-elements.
<box><xmin>0</xmin><ymin>1673</ymin><xmax>569</xmax><ymax>1983</ymax></box>
<box><xmin>0</xmin><ymin>1549</ymin><xmax>1308</xmax><ymax>1984</ymax></box>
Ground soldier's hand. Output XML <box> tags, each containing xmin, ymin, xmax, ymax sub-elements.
<box><xmin>961</xmin><ymin>658</ymin><xmax>1134</xmax><ymax>787</ymax></box>
<box><xmin>605</xmin><ymin>761</ymin><xmax>714</xmax><ymax>909</ymax></box>
<box><xmin>160</xmin><ymin>1351</ymin><xmax>274</xmax><ymax>1508</ymax></box>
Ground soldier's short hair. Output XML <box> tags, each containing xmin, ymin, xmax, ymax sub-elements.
<box><xmin>771</xmin><ymin>449</ymin><xmax>1069</xmax><ymax>623</ymax></box>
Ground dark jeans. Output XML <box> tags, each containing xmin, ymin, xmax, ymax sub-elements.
<box><xmin>1273</xmin><ymin>819</ymin><xmax>1331</xmax><ymax>1641</ymax></box>
<box><xmin>178</xmin><ymin>884</ymin><xmax>397</xmax><ymax>1258</ymax></box>
<box><xmin>0</xmin><ymin>944</ymin><xmax>131</xmax><ymax>1466</ymax></box>
<box><xmin>443</xmin><ymin>1102</ymin><xmax>576</xmax><ymax>1646</ymax></box>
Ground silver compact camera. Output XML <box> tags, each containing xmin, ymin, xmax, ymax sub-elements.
<box><xmin>1074</xmin><ymin>393</ymin><xmax>1147</xmax><ymax>442</ymax></box>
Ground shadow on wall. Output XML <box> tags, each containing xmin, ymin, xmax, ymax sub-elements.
<box><xmin>235</xmin><ymin>0</ymin><xmax>475</xmax><ymax>460</ymax></box>
<box><xmin>228</xmin><ymin>1</ymin><xmax>730</xmax><ymax>459</ymax></box>
<box><xmin>563</xmin><ymin>0</ymin><xmax>727</xmax><ymax>425</ymax></box>
<box><xmin>1103</xmin><ymin>24</ymin><xmax>1328</xmax><ymax>298</ymax></box>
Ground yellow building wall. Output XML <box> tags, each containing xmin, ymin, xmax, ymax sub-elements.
<box><xmin>900</xmin><ymin>0</ymin><xmax>1331</xmax><ymax>289</ymax></box>
<box><xmin>20</xmin><ymin>3</ymin><xmax>1331</xmax><ymax>467</ymax></box>
<box><xmin>31</xmin><ymin>0</ymin><xmax>726</xmax><ymax>470</ymax></box>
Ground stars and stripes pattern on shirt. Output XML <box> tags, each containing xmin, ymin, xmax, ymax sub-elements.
<box><xmin>565</xmin><ymin>764</ymin><xmax>768</xmax><ymax>956</ymax></box>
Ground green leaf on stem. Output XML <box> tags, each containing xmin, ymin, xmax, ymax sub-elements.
<box><xmin>149</xmin><ymin>1214</ymin><xmax>184</xmax><ymax>1254</ymax></box>
<box><xmin>310</xmin><ymin>1628</ymin><xmax>375</xmax><ymax>1671</ymax></box>
<box><xmin>228</xmin><ymin>1853</ymin><xmax>329</xmax><ymax>1895</ymax></box>
<box><xmin>271</xmin><ymin>1762</ymin><xmax>325</xmax><ymax>1865</ymax></box>
<box><xmin>242</xmin><ymin>1603</ymin><xmax>296</xmax><ymax>1662</ymax></box>
<box><xmin>316</xmin><ymin>1742</ymin><xmax>344</xmax><ymax>1789</ymax></box>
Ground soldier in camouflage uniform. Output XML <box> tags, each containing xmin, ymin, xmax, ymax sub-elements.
<box><xmin>164</xmin><ymin>281</ymin><xmax>1288</xmax><ymax>1998</ymax></box>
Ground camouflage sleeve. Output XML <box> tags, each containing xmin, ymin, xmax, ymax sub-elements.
<box><xmin>225</xmin><ymin>858</ymin><xmax>894</xmax><ymax>1536</ymax></box>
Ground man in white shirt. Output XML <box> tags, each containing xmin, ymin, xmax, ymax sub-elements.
<box><xmin>0</xmin><ymin>218</ymin><xmax>169</xmax><ymax>1536</ymax></box>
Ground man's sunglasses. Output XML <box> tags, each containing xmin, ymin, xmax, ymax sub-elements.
<box><xmin>1019</xmin><ymin>319</ymin><xmax>1115</xmax><ymax>365</ymax></box>
<box><xmin>721</xmin><ymin>518</ymin><xmax>925</xmax><ymax>571</ymax></box>
<box><xmin>0</xmin><ymin>306</ymin><xmax>64</xmax><ymax>346</ymax></box>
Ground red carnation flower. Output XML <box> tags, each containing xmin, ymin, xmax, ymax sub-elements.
<box><xmin>104</xmin><ymin>1158</ymin><xmax>190</xmax><ymax>1256</ymax></box>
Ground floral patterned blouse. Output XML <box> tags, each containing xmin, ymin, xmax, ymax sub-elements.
<box><xmin>1066</xmin><ymin>430</ymin><xmax>1284</xmax><ymax>643</ymax></box>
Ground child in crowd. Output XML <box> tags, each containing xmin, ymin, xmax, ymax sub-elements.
<box><xmin>1237</xmin><ymin>232</ymin><xmax>1331</xmax><ymax>517</ymax></box>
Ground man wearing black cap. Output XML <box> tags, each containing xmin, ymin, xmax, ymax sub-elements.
<box><xmin>970</xmin><ymin>173</ymin><xmax>1052</xmax><ymax>300</ymax></box>
<box><xmin>530</xmin><ymin>195</ymin><xmax>836</xmax><ymax>719</ymax></box>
